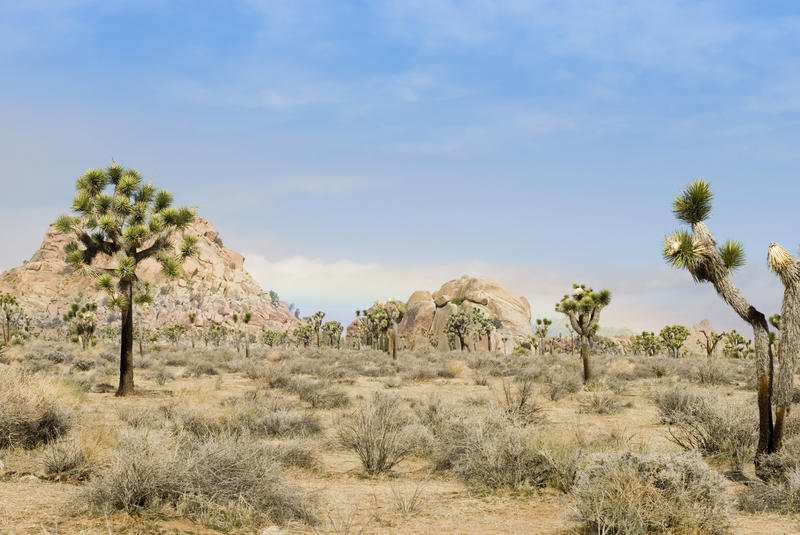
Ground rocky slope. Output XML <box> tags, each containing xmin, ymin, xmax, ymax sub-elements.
<box><xmin>0</xmin><ymin>217</ymin><xmax>300</xmax><ymax>333</ymax></box>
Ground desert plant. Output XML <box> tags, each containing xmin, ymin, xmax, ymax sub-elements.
<box><xmin>243</xmin><ymin>311</ymin><xmax>252</xmax><ymax>358</ymax></box>
<box><xmin>322</xmin><ymin>320</ymin><xmax>344</xmax><ymax>348</ymax></box>
<box><xmin>336</xmin><ymin>392</ymin><xmax>415</xmax><ymax>474</ymax></box>
<box><xmin>555</xmin><ymin>284</ymin><xmax>612</xmax><ymax>382</ymax></box>
<box><xmin>62</xmin><ymin>301</ymin><xmax>97</xmax><ymax>350</ymax></box>
<box><xmin>722</xmin><ymin>330</ymin><xmax>751</xmax><ymax>359</ymax></box>
<box><xmin>580</xmin><ymin>391</ymin><xmax>623</xmax><ymax>415</ymax></box>
<box><xmin>310</xmin><ymin>310</ymin><xmax>325</xmax><ymax>347</ymax></box>
<box><xmin>262</xmin><ymin>330</ymin><xmax>280</xmax><ymax>347</ymax></box>
<box><xmin>633</xmin><ymin>331</ymin><xmax>661</xmax><ymax>356</ymax></box>
<box><xmin>535</xmin><ymin>318</ymin><xmax>552</xmax><ymax>355</ymax></box>
<box><xmin>663</xmin><ymin>179</ymin><xmax>784</xmax><ymax>465</ymax></box>
<box><xmin>697</xmin><ymin>328</ymin><xmax>725</xmax><ymax>359</ymax></box>
<box><xmin>569</xmin><ymin>451</ymin><xmax>731</xmax><ymax>535</ymax></box>
<box><xmin>0</xmin><ymin>293</ymin><xmax>30</xmax><ymax>344</ymax></box>
<box><xmin>498</xmin><ymin>378</ymin><xmax>544</xmax><ymax>425</ymax></box>
<box><xmin>659</xmin><ymin>325</ymin><xmax>689</xmax><ymax>358</ymax></box>
<box><xmin>55</xmin><ymin>162</ymin><xmax>197</xmax><ymax>396</ymax></box>
<box><xmin>445</xmin><ymin>311</ymin><xmax>472</xmax><ymax>352</ymax></box>
<box><xmin>293</xmin><ymin>323</ymin><xmax>313</xmax><ymax>348</ymax></box>
<box><xmin>41</xmin><ymin>437</ymin><xmax>91</xmax><ymax>478</ymax></box>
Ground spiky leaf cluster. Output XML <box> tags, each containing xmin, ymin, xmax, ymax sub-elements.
<box><xmin>322</xmin><ymin>320</ymin><xmax>344</xmax><ymax>346</ymax></box>
<box><xmin>659</xmin><ymin>325</ymin><xmax>689</xmax><ymax>358</ymax></box>
<box><xmin>672</xmin><ymin>179</ymin><xmax>712</xmax><ymax>224</ymax></box>
<box><xmin>55</xmin><ymin>162</ymin><xmax>197</xmax><ymax>306</ymax></box>
<box><xmin>633</xmin><ymin>331</ymin><xmax>661</xmax><ymax>356</ymax></box>
<box><xmin>555</xmin><ymin>284</ymin><xmax>611</xmax><ymax>338</ymax></box>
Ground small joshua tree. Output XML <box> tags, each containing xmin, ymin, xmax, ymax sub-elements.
<box><xmin>723</xmin><ymin>330</ymin><xmax>752</xmax><ymax>359</ymax></box>
<box><xmin>697</xmin><ymin>329</ymin><xmax>724</xmax><ymax>360</ymax></box>
<box><xmin>659</xmin><ymin>325</ymin><xmax>689</xmax><ymax>358</ymax></box>
<box><xmin>55</xmin><ymin>163</ymin><xmax>196</xmax><ymax>396</ymax></box>
<box><xmin>243</xmin><ymin>311</ymin><xmax>252</xmax><ymax>358</ymax></box>
<box><xmin>0</xmin><ymin>293</ymin><xmax>29</xmax><ymax>345</ymax></box>
<box><xmin>206</xmin><ymin>322</ymin><xmax>227</xmax><ymax>347</ymax></box>
<box><xmin>322</xmin><ymin>320</ymin><xmax>344</xmax><ymax>348</ymax></box>
<box><xmin>663</xmin><ymin>179</ymin><xmax>787</xmax><ymax>462</ymax></box>
<box><xmin>633</xmin><ymin>331</ymin><xmax>661</xmax><ymax>356</ymax></box>
<box><xmin>294</xmin><ymin>322</ymin><xmax>313</xmax><ymax>348</ymax></box>
<box><xmin>310</xmin><ymin>311</ymin><xmax>326</xmax><ymax>347</ymax></box>
<box><xmin>535</xmin><ymin>318</ymin><xmax>552</xmax><ymax>355</ymax></box>
<box><xmin>470</xmin><ymin>308</ymin><xmax>496</xmax><ymax>351</ymax></box>
<box><xmin>163</xmin><ymin>324</ymin><xmax>185</xmax><ymax>347</ymax></box>
<box><xmin>555</xmin><ymin>284</ymin><xmax>611</xmax><ymax>383</ymax></box>
<box><xmin>63</xmin><ymin>301</ymin><xmax>97</xmax><ymax>350</ymax></box>
<box><xmin>262</xmin><ymin>330</ymin><xmax>279</xmax><ymax>347</ymax></box>
<box><xmin>363</xmin><ymin>301</ymin><xmax>404</xmax><ymax>358</ymax></box>
<box><xmin>232</xmin><ymin>313</ymin><xmax>240</xmax><ymax>353</ymax></box>
<box><xmin>425</xmin><ymin>329</ymin><xmax>439</xmax><ymax>350</ymax></box>
<box><xmin>187</xmin><ymin>312</ymin><xmax>197</xmax><ymax>349</ymax></box>
<box><xmin>445</xmin><ymin>311</ymin><xmax>472</xmax><ymax>351</ymax></box>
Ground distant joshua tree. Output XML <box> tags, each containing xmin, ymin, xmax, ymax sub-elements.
<box><xmin>294</xmin><ymin>322</ymin><xmax>313</xmax><ymax>348</ymax></box>
<box><xmin>633</xmin><ymin>331</ymin><xmax>661</xmax><ymax>356</ymax></box>
<box><xmin>445</xmin><ymin>311</ymin><xmax>472</xmax><ymax>352</ymax></box>
<box><xmin>243</xmin><ymin>311</ymin><xmax>252</xmax><ymax>358</ymax></box>
<box><xmin>663</xmin><ymin>179</ymin><xmax>792</xmax><ymax>464</ymax></box>
<box><xmin>310</xmin><ymin>311</ymin><xmax>326</xmax><ymax>347</ymax></box>
<box><xmin>188</xmin><ymin>312</ymin><xmax>197</xmax><ymax>349</ymax></box>
<box><xmin>262</xmin><ymin>330</ymin><xmax>280</xmax><ymax>347</ymax></box>
<box><xmin>697</xmin><ymin>329</ymin><xmax>724</xmax><ymax>360</ymax></box>
<box><xmin>535</xmin><ymin>318</ymin><xmax>552</xmax><ymax>355</ymax></box>
<box><xmin>55</xmin><ymin>162</ymin><xmax>197</xmax><ymax>396</ymax></box>
<box><xmin>0</xmin><ymin>293</ymin><xmax>29</xmax><ymax>345</ymax></box>
<box><xmin>322</xmin><ymin>320</ymin><xmax>344</xmax><ymax>348</ymax></box>
<box><xmin>555</xmin><ymin>284</ymin><xmax>612</xmax><ymax>383</ymax></box>
<box><xmin>63</xmin><ymin>301</ymin><xmax>97</xmax><ymax>350</ymax></box>
<box><xmin>659</xmin><ymin>325</ymin><xmax>689</xmax><ymax>358</ymax></box>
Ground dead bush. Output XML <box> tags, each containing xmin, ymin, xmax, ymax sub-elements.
<box><xmin>569</xmin><ymin>451</ymin><xmax>732</xmax><ymax>535</ymax></box>
<box><xmin>579</xmin><ymin>392</ymin><xmax>623</xmax><ymax>415</ymax></box>
<box><xmin>290</xmin><ymin>378</ymin><xmax>349</xmax><ymax>409</ymax></box>
<box><xmin>41</xmin><ymin>437</ymin><xmax>92</xmax><ymax>478</ymax></box>
<box><xmin>336</xmin><ymin>392</ymin><xmax>415</xmax><ymax>474</ymax></box>
<box><xmin>82</xmin><ymin>430</ymin><xmax>317</xmax><ymax>527</ymax></box>
<box><xmin>497</xmin><ymin>379</ymin><xmax>545</xmax><ymax>425</ymax></box>
<box><xmin>653</xmin><ymin>387</ymin><xmax>756</xmax><ymax>469</ymax></box>
<box><xmin>0</xmin><ymin>367</ymin><xmax>75</xmax><ymax>449</ymax></box>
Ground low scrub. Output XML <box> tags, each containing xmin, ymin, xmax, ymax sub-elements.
<box><xmin>336</xmin><ymin>392</ymin><xmax>415</xmax><ymax>474</ymax></box>
<box><xmin>82</xmin><ymin>430</ymin><xmax>317</xmax><ymax>527</ymax></box>
<box><xmin>569</xmin><ymin>451</ymin><xmax>732</xmax><ymax>535</ymax></box>
<box><xmin>0</xmin><ymin>366</ymin><xmax>75</xmax><ymax>449</ymax></box>
<box><xmin>652</xmin><ymin>387</ymin><xmax>755</xmax><ymax>469</ymax></box>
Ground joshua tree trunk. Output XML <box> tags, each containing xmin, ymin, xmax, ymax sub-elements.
<box><xmin>580</xmin><ymin>334</ymin><xmax>592</xmax><ymax>382</ymax></box>
<box><xmin>190</xmin><ymin>328</ymin><xmax>195</xmax><ymax>349</ymax></box>
<box><xmin>245</xmin><ymin>324</ymin><xmax>250</xmax><ymax>359</ymax></box>
<box><xmin>117</xmin><ymin>283</ymin><xmax>135</xmax><ymax>397</ymax></box>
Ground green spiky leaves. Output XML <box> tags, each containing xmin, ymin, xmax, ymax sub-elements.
<box><xmin>116</xmin><ymin>256</ymin><xmax>136</xmax><ymax>281</ymax></box>
<box><xmin>160</xmin><ymin>255</ymin><xmax>181</xmax><ymax>279</ymax></box>
<box><xmin>64</xmin><ymin>242</ymin><xmax>84</xmax><ymax>270</ymax></box>
<box><xmin>97</xmin><ymin>273</ymin><xmax>114</xmax><ymax>292</ymax></box>
<box><xmin>55</xmin><ymin>215</ymin><xmax>75</xmax><ymax>234</ymax></box>
<box><xmin>673</xmin><ymin>179</ymin><xmax>713</xmax><ymax>224</ymax></box>
<box><xmin>555</xmin><ymin>283</ymin><xmax>612</xmax><ymax>337</ymax></box>
<box><xmin>663</xmin><ymin>230</ymin><xmax>699</xmax><ymax>270</ymax></box>
<box><xmin>719</xmin><ymin>240</ymin><xmax>745</xmax><ymax>271</ymax></box>
<box><xmin>180</xmin><ymin>235</ymin><xmax>198</xmax><ymax>259</ymax></box>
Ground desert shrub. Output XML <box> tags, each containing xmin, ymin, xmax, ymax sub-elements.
<box><xmin>569</xmin><ymin>451</ymin><xmax>731</xmax><ymax>535</ymax></box>
<box><xmin>116</xmin><ymin>406</ymin><xmax>164</xmax><ymax>429</ymax></box>
<box><xmin>336</xmin><ymin>392</ymin><xmax>415</xmax><ymax>474</ymax></box>
<box><xmin>546</xmin><ymin>372</ymin><xmax>581</xmax><ymax>401</ymax></box>
<box><xmin>579</xmin><ymin>392</ymin><xmax>623</xmax><ymax>415</ymax></box>
<box><xmin>150</xmin><ymin>368</ymin><xmax>174</xmax><ymax>385</ymax></box>
<box><xmin>182</xmin><ymin>361</ymin><xmax>218</xmax><ymax>377</ymax></box>
<box><xmin>72</xmin><ymin>357</ymin><xmax>95</xmax><ymax>371</ymax></box>
<box><xmin>653</xmin><ymin>387</ymin><xmax>756</xmax><ymax>468</ymax></box>
<box><xmin>82</xmin><ymin>430</ymin><xmax>317</xmax><ymax>527</ymax></box>
<box><xmin>402</xmin><ymin>365</ymin><xmax>437</xmax><ymax>382</ymax></box>
<box><xmin>454</xmin><ymin>423</ymin><xmax>557</xmax><ymax>490</ymax></box>
<box><xmin>498</xmin><ymin>379</ymin><xmax>544</xmax><ymax>425</ymax></box>
<box><xmin>290</xmin><ymin>378</ymin><xmax>349</xmax><ymax>409</ymax></box>
<box><xmin>262</xmin><ymin>441</ymin><xmax>318</xmax><ymax>469</ymax></box>
<box><xmin>695</xmin><ymin>361</ymin><xmax>732</xmax><ymax>385</ymax></box>
<box><xmin>41</xmin><ymin>437</ymin><xmax>91</xmax><ymax>477</ymax></box>
<box><xmin>0</xmin><ymin>367</ymin><xmax>75</xmax><ymax>449</ymax></box>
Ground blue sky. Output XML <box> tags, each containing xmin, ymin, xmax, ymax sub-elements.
<box><xmin>1</xmin><ymin>0</ymin><xmax>799</xmax><ymax>331</ymax></box>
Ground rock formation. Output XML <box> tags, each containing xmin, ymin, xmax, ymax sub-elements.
<box><xmin>0</xmin><ymin>217</ymin><xmax>300</xmax><ymax>333</ymax></box>
<box><xmin>348</xmin><ymin>275</ymin><xmax>534</xmax><ymax>352</ymax></box>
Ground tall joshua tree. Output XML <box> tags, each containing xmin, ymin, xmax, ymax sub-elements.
<box><xmin>555</xmin><ymin>284</ymin><xmax>611</xmax><ymax>383</ymax></box>
<box><xmin>188</xmin><ymin>312</ymin><xmax>197</xmax><ymax>349</ymax></box>
<box><xmin>767</xmin><ymin>243</ymin><xmax>800</xmax><ymax>451</ymax></box>
<box><xmin>310</xmin><ymin>311</ymin><xmax>326</xmax><ymax>348</ymax></box>
<box><xmin>535</xmin><ymin>318</ymin><xmax>552</xmax><ymax>355</ymax></box>
<box><xmin>663</xmin><ymin>179</ymin><xmax>783</xmax><ymax>462</ymax></box>
<box><xmin>55</xmin><ymin>162</ymin><xmax>196</xmax><ymax>396</ymax></box>
<box><xmin>659</xmin><ymin>325</ymin><xmax>689</xmax><ymax>358</ymax></box>
<box><xmin>697</xmin><ymin>329</ymin><xmax>725</xmax><ymax>360</ymax></box>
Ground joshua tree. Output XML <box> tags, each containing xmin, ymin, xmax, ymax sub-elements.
<box><xmin>55</xmin><ymin>163</ymin><xmax>196</xmax><ymax>396</ymax></box>
<box><xmin>663</xmin><ymin>179</ymin><xmax>786</xmax><ymax>462</ymax></box>
<box><xmin>232</xmin><ymin>313</ymin><xmax>240</xmax><ymax>353</ymax></box>
<box><xmin>445</xmin><ymin>311</ymin><xmax>472</xmax><ymax>351</ymax></box>
<box><xmin>310</xmin><ymin>311</ymin><xmax>326</xmax><ymax>347</ymax></box>
<box><xmin>425</xmin><ymin>329</ymin><xmax>439</xmax><ymax>349</ymax></box>
<box><xmin>659</xmin><ymin>325</ymin><xmax>689</xmax><ymax>358</ymax></box>
<box><xmin>535</xmin><ymin>318</ymin><xmax>552</xmax><ymax>355</ymax></box>
<box><xmin>163</xmin><ymin>324</ymin><xmax>185</xmax><ymax>347</ymax></box>
<box><xmin>633</xmin><ymin>331</ymin><xmax>661</xmax><ymax>356</ymax></box>
<box><xmin>243</xmin><ymin>311</ymin><xmax>252</xmax><ymax>358</ymax></box>
<box><xmin>206</xmin><ymin>322</ymin><xmax>227</xmax><ymax>347</ymax></box>
<box><xmin>269</xmin><ymin>290</ymin><xmax>279</xmax><ymax>306</ymax></box>
<box><xmin>555</xmin><ymin>284</ymin><xmax>611</xmax><ymax>383</ymax></box>
<box><xmin>322</xmin><ymin>320</ymin><xmax>344</xmax><ymax>348</ymax></box>
<box><xmin>767</xmin><ymin>242</ymin><xmax>800</xmax><ymax>451</ymax></box>
<box><xmin>0</xmin><ymin>293</ymin><xmax>28</xmax><ymax>345</ymax></box>
<box><xmin>363</xmin><ymin>301</ymin><xmax>404</xmax><ymax>358</ymax></box>
<box><xmin>262</xmin><ymin>330</ymin><xmax>280</xmax><ymax>347</ymax></box>
<box><xmin>63</xmin><ymin>301</ymin><xmax>97</xmax><ymax>350</ymax></box>
<box><xmin>133</xmin><ymin>281</ymin><xmax>153</xmax><ymax>357</ymax></box>
<box><xmin>294</xmin><ymin>322</ymin><xmax>313</xmax><ymax>348</ymax></box>
<box><xmin>188</xmin><ymin>312</ymin><xmax>197</xmax><ymax>349</ymax></box>
<box><xmin>722</xmin><ymin>330</ymin><xmax>752</xmax><ymax>359</ymax></box>
<box><xmin>697</xmin><ymin>329</ymin><xmax>725</xmax><ymax>359</ymax></box>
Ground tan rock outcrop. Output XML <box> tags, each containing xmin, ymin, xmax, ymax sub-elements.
<box><xmin>0</xmin><ymin>217</ymin><xmax>300</xmax><ymax>333</ymax></box>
